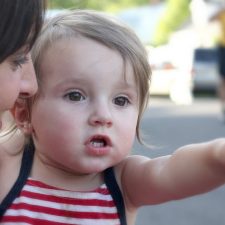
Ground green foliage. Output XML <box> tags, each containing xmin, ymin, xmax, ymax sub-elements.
<box><xmin>47</xmin><ymin>0</ymin><xmax>151</xmax><ymax>12</ymax></box>
<box><xmin>47</xmin><ymin>0</ymin><xmax>106</xmax><ymax>10</ymax></box>
<box><xmin>47</xmin><ymin>0</ymin><xmax>190</xmax><ymax>45</ymax></box>
<box><xmin>152</xmin><ymin>0</ymin><xmax>190</xmax><ymax>46</ymax></box>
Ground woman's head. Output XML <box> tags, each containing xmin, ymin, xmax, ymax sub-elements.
<box><xmin>31</xmin><ymin>9</ymin><xmax>151</xmax><ymax>144</ymax></box>
<box><xmin>0</xmin><ymin>0</ymin><xmax>45</xmax><ymax>128</ymax></box>
<box><xmin>0</xmin><ymin>0</ymin><xmax>45</xmax><ymax>63</ymax></box>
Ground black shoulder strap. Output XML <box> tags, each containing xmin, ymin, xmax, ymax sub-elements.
<box><xmin>104</xmin><ymin>167</ymin><xmax>127</xmax><ymax>225</ymax></box>
<box><xmin>0</xmin><ymin>141</ymin><xmax>34</xmax><ymax>218</ymax></box>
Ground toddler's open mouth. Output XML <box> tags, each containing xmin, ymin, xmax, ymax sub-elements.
<box><xmin>85</xmin><ymin>135</ymin><xmax>112</xmax><ymax>156</ymax></box>
<box><xmin>90</xmin><ymin>138</ymin><xmax>107</xmax><ymax>147</ymax></box>
<box><xmin>88</xmin><ymin>135</ymin><xmax>111</xmax><ymax>147</ymax></box>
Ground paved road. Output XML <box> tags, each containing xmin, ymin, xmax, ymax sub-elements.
<box><xmin>132</xmin><ymin>96</ymin><xmax>225</xmax><ymax>225</ymax></box>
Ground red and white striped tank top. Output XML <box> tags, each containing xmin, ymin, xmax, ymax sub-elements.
<box><xmin>1</xmin><ymin>178</ymin><xmax>120</xmax><ymax>225</ymax></box>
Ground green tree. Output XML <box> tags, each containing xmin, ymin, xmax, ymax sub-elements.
<box><xmin>47</xmin><ymin>0</ymin><xmax>189</xmax><ymax>46</ymax></box>
<box><xmin>47</xmin><ymin>0</ymin><xmax>108</xmax><ymax>11</ymax></box>
<box><xmin>152</xmin><ymin>0</ymin><xmax>190</xmax><ymax>46</ymax></box>
<box><xmin>47</xmin><ymin>0</ymin><xmax>151</xmax><ymax>12</ymax></box>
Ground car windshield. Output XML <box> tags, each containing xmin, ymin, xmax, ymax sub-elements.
<box><xmin>194</xmin><ymin>49</ymin><xmax>218</xmax><ymax>62</ymax></box>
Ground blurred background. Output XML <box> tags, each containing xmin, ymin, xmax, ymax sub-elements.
<box><xmin>46</xmin><ymin>1</ymin><xmax>225</xmax><ymax>224</ymax></box>
<box><xmin>46</xmin><ymin>0</ymin><xmax>224</xmax><ymax>105</ymax></box>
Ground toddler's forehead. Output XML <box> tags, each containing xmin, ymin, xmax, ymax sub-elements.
<box><xmin>39</xmin><ymin>36</ymin><xmax>140</xmax><ymax>86</ymax></box>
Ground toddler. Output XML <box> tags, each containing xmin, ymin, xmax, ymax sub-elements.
<box><xmin>1</xmin><ymin>10</ymin><xmax>225</xmax><ymax>225</ymax></box>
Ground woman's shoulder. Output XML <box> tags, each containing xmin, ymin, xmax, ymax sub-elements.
<box><xmin>0</xmin><ymin>129</ymin><xmax>25</xmax><ymax>158</ymax></box>
<box><xmin>0</xmin><ymin>111</ymin><xmax>25</xmax><ymax>157</ymax></box>
<box><xmin>0</xmin><ymin>131</ymin><xmax>25</xmax><ymax>202</ymax></box>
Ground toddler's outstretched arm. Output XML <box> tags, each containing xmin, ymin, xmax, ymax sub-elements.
<box><xmin>119</xmin><ymin>138</ymin><xmax>225</xmax><ymax>208</ymax></box>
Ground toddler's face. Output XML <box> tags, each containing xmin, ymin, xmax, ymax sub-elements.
<box><xmin>30</xmin><ymin>37</ymin><xmax>139</xmax><ymax>175</ymax></box>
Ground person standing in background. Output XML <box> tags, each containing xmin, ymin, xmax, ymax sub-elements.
<box><xmin>210</xmin><ymin>5</ymin><xmax>225</xmax><ymax>121</ymax></box>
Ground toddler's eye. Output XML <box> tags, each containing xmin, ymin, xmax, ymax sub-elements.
<box><xmin>65</xmin><ymin>91</ymin><xmax>85</xmax><ymax>101</ymax></box>
<box><xmin>114</xmin><ymin>96</ymin><xmax>130</xmax><ymax>106</ymax></box>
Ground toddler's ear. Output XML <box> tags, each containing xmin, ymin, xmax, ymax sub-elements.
<box><xmin>11</xmin><ymin>99</ymin><xmax>32</xmax><ymax>135</ymax></box>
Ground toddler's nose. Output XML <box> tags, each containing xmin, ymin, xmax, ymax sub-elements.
<box><xmin>88</xmin><ymin>102</ymin><xmax>113</xmax><ymax>127</ymax></box>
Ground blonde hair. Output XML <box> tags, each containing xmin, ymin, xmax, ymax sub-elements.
<box><xmin>0</xmin><ymin>111</ymin><xmax>15</xmax><ymax>135</ymax></box>
<box><xmin>31</xmin><ymin>9</ymin><xmax>151</xmax><ymax>144</ymax></box>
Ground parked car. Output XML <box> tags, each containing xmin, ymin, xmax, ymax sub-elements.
<box><xmin>148</xmin><ymin>45</ymin><xmax>193</xmax><ymax>105</ymax></box>
<box><xmin>192</xmin><ymin>48</ymin><xmax>219</xmax><ymax>92</ymax></box>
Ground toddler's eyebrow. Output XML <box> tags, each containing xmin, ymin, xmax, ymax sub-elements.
<box><xmin>54</xmin><ymin>77</ymin><xmax>87</xmax><ymax>87</ymax></box>
<box><xmin>116</xmin><ymin>81</ymin><xmax>137</xmax><ymax>91</ymax></box>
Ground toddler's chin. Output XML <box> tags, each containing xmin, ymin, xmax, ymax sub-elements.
<box><xmin>85</xmin><ymin>164</ymin><xmax>109</xmax><ymax>174</ymax></box>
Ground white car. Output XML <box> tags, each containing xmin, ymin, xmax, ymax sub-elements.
<box><xmin>148</xmin><ymin>46</ymin><xmax>193</xmax><ymax>105</ymax></box>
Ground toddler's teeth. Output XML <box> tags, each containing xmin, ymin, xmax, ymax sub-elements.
<box><xmin>91</xmin><ymin>140</ymin><xmax>105</xmax><ymax>147</ymax></box>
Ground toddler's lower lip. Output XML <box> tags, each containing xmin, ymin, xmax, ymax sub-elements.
<box><xmin>85</xmin><ymin>144</ymin><xmax>110</xmax><ymax>156</ymax></box>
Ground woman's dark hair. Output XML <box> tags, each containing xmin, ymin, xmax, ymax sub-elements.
<box><xmin>0</xmin><ymin>0</ymin><xmax>46</xmax><ymax>63</ymax></box>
